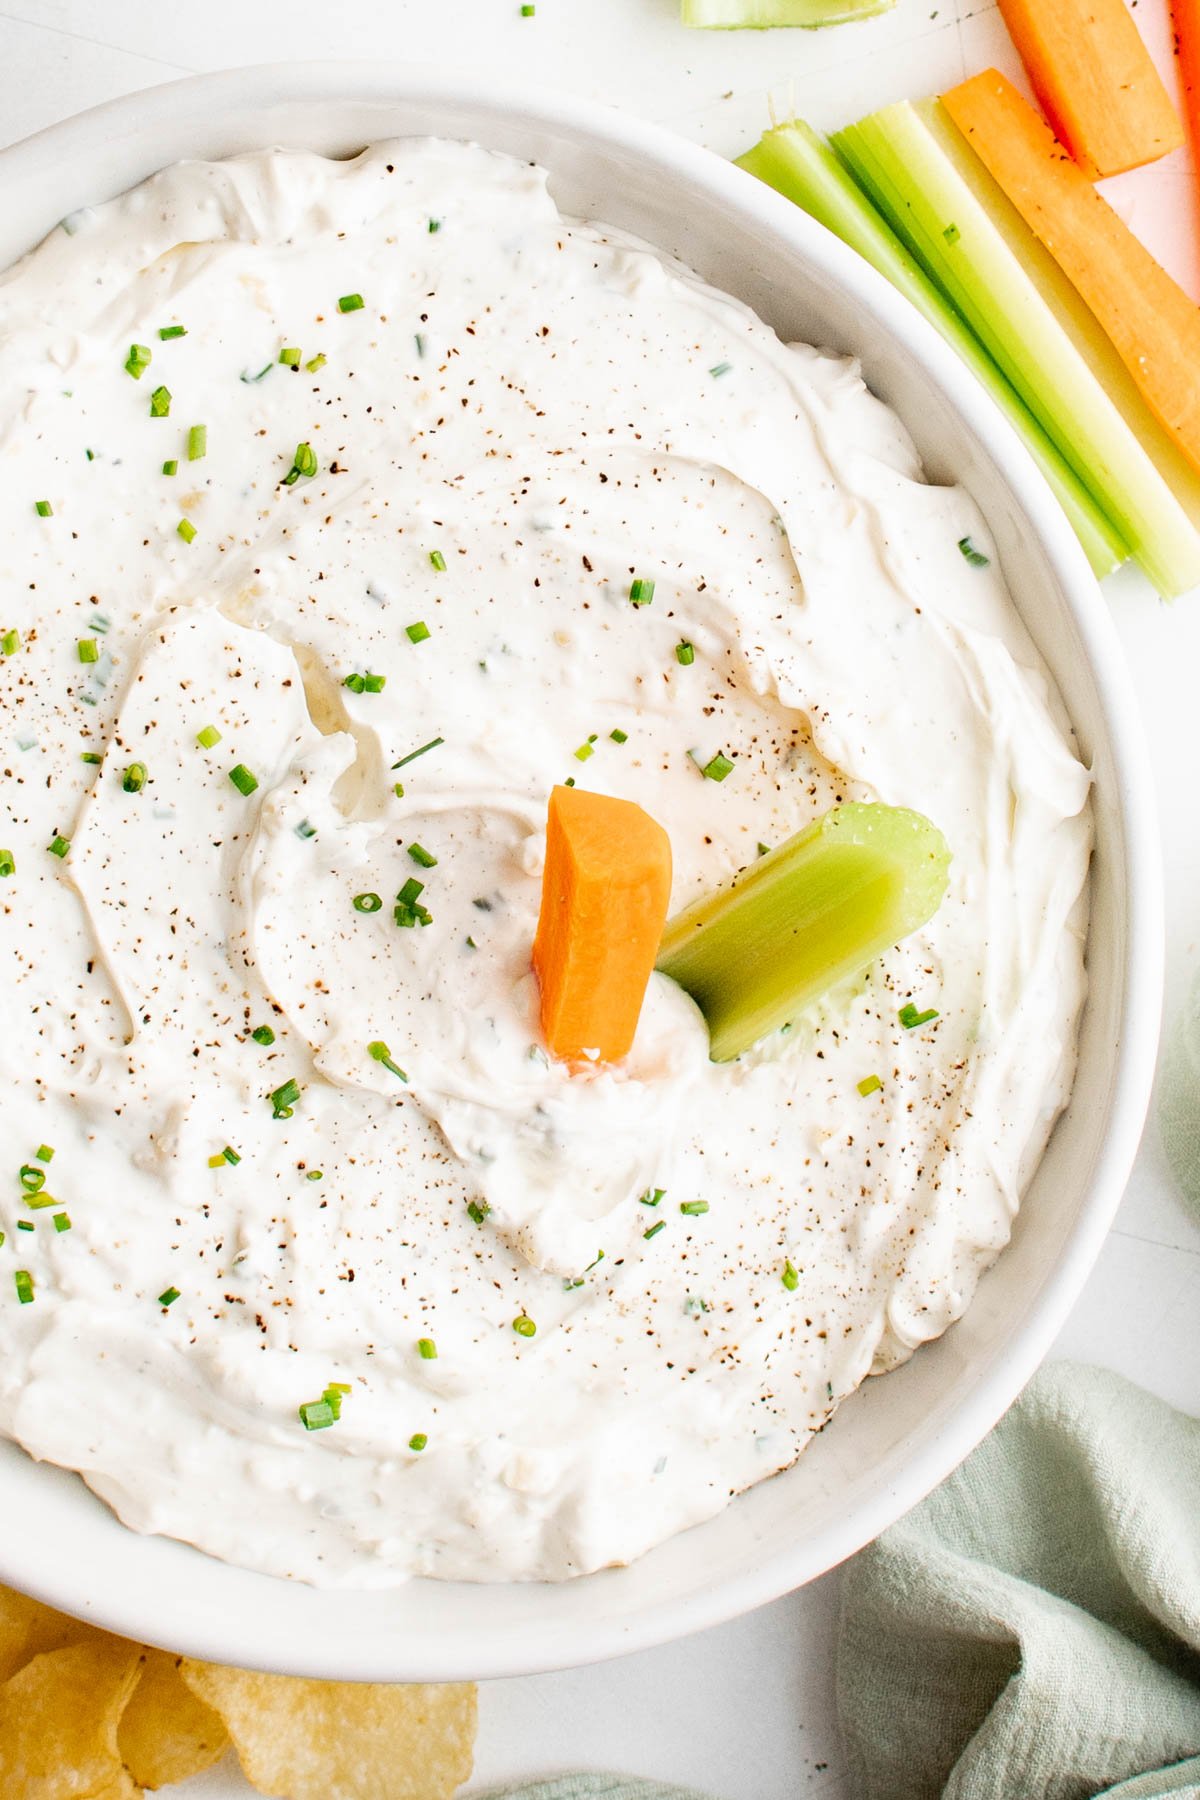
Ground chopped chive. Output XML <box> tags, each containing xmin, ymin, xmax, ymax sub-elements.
<box><xmin>414</xmin><ymin>333</ymin><xmax>427</xmax><ymax>358</ymax></box>
<box><xmin>158</xmin><ymin>1286</ymin><xmax>180</xmax><ymax>1307</ymax></box>
<box><xmin>305</xmin><ymin>353</ymin><xmax>326</xmax><ymax>373</ymax></box>
<box><xmin>898</xmin><ymin>1002</ymin><xmax>940</xmax><ymax>1030</ymax></box>
<box><xmin>279</xmin><ymin>347</ymin><xmax>302</xmax><ymax>367</ymax></box>
<box><xmin>85</xmin><ymin>449</ymin><xmax>94</xmax><ymax>461</ymax></box>
<box><xmin>782</xmin><ymin>1259</ymin><xmax>799</xmax><ymax>1292</ymax></box>
<box><xmin>149</xmin><ymin>385</ymin><xmax>171</xmax><ymax>418</ymax></box>
<box><xmin>640</xmin><ymin>1187</ymin><xmax>666</xmax><ymax>1207</ymax></box>
<box><xmin>269</xmin><ymin>1077</ymin><xmax>302</xmax><ymax>1119</ymax></box>
<box><xmin>675</xmin><ymin>641</ymin><xmax>695</xmax><ymax>666</ymax></box>
<box><xmin>162</xmin><ymin>459</ymin><xmax>178</xmax><ymax>477</ymax></box>
<box><xmin>228</xmin><ymin>764</ymin><xmax>259</xmax><ymax>797</ymax></box>
<box><xmin>344</xmin><ymin>673</ymin><xmax>366</xmax><ymax>694</ymax></box>
<box><xmin>709</xmin><ymin>361</ymin><xmax>733</xmax><ymax>377</ymax></box>
<box><xmin>207</xmin><ymin>1153</ymin><xmax>225</xmax><ymax>1169</ymax></box>
<box><xmin>680</xmin><ymin>1200</ymin><xmax>710</xmax><ymax>1216</ymax></box>
<box><xmin>196</xmin><ymin>724</ymin><xmax>221</xmax><ymax>749</ymax></box>
<box><xmin>16</xmin><ymin>1221</ymin><xmax>34</xmax><ymax>1231</ymax></box>
<box><xmin>363</xmin><ymin>672</ymin><xmax>386</xmax><ymax>693</ymax></box>
<box><xmin>394</xmin><ymin>876</ymin><xmax>433</xmax><ymax>928</ymax></box>
<box><xmin>282</xmin><ymin>441</ymin><xmax>318</xmax><ymax>485</ymax></box>
<box><xmin>338</xmin><ymin>293</ymin><xmax>365</xmax><ymax>313</ymax></box>
<box><xmin>428</xmin><ymin>219</ymin><xmax>442</xmax><ymax>234</ymax></box>
<box><xmin>222</xmin><ymin>1146</ymin><xmax>241</xmax><ymax>1166</ymax></box>
<box><xmin>251</xmin><ymin>1024</ymin><xmax>275</xmax><ymax>1046</ymax></box>
<box><xmin>698</xmin><ymin>751</ymin><xmax>734</xmax><ymax>783</ymax></box>
<box><xmin>416</xmin><ymin>1337</ymin><xmax>438</xmax><ymax>1360</ymax></box>
<box><xmin>521</xmin><ymin>3</ymin><xmax>536</xmax><ymax>12</ymax></box>
<box><xmin>368</xmin><ymin>1040</ymin><xmax>409</xmax><ymax>1081</ymax></box>
<box><xmin>394</xmin><ymin>782</ymin><xmax>405</xmax><ymax>798</ymax></box>
<box><xmin>36</xmin><ymin>1146</ymin><xmax>53</xmax><ymax>1163</ymax></box>
<box><xmin>158</xmin><ymin>325</ymin><xmax>187</xmax><ymax>340</ymax></box>
<box><xmin>857</xmin><ymin>1074</ymin><xmax>882</xmax><ymax>1097</ymax></box>
<box><xmin>14</xmin><ymin>1271</ymin><xmax>34</xmax><ymax>1304</ymax></box>
<box><xmin>1</xmin><ymin>629</ymin><xmax>21</xmax><ymax>656</ymax></box>
<box><xmin>241</xmin><ymin>363</ymin><xmax>273</xmax><ymax>384</ymax></box>
<box><xmin>406</xmin><ymin>842</ymin><xmax>437</xmax><ymax>869</ymax></box>
<box><xmin>467</xmin><ymin>1199</ymin><xmax>491</xmax><ymax>1225</ymax></box>
<box><xmin>47</xmin><ymin>835</ymin><xmax>70</xmax><ymax>859</ymax></box>
<box><xmin>409</xmin><ymin>1432</ymin><xmax>428</xmax><ymax>1451</ymax></box>
<box><xmin>391</xmin><ymin>736</ymin><xmax>443</xmax><ymax>770</ymax></box>
<box><xmin>958</xmin><ymin>535</ymin><xmax>990</xmax><ymax>568</ymax></box>
<box><xmin>19</xmin><ymin>1165</ymin><xmax>45</xmax><ymax>1194</ymax></box>
<box><xmin>295</xmin><ymin>819</ymin><xmax>317</xmax><ymax>840</ymax></box>
<box><xmin>187</xmin><ymin>423</ymin><xmax>207</xmax><ymax>461</ymax></box>
<box><xmin>81</xmin><ymin>752</ymin><xmax>103</xmax><ymax>765</ymax></box>
<box><xmin>512</xmin><ymin>1315</ymin><xmax>537</xmax><ymax>1338</ymax></box>
<box><xmin>177</xmin><ymin>518</ymin><xmax>196</xmax><ymax>543</ymax></box>
<box><xmin>0</xmin><ymin>850</ymin><xmax>14</xmax><ymax>878</ymax></box>
<box><xmin>34</xmin><ymin>500</ymin><xmax>52</xmax><ymax>518</ymax></box>
<box><xmin>573</xmin><ymin>742</ymin><xmax>594</xmax><ymax>762</ymax></box>
<box><xmin>306</xmin><ymin>1170</ymin><xmax>323</xmax><ymax>1181</ymax></box>
<box><xmin>122</xmin><ymin>761</ymin><xmax>147</xmax><ymax>793</ymax></box>
<box><xmin>299</xmin><ymin>1400</ymin><xmax>335</xmax><ymax>1431</ymax></box>
<box><xmin>125</xmin><ymin>343</ymin><xmax>152</xmax><ymax>379</ymax></box>
<box><xmin>53</xmin><ymin>1212</ymin><xmax>71</xmax><ymax>1233</ymax></box>
<box><xmin>406</xmin><ymin>621</ymin><xmax>431</xmax><ymax>644</ymax></box>
<box><xmin>610</xmin><ymin>728</ymin><xmax>628</xmax><ymax>744</ymax></box>
<box><xmin>643</xmin><ymin>1220</ymin><xmax>666</xmax><ymax>1240</ymax></box>
<box><xmin>629</xmin><ymin>577</ymin><xmax>655</xmax><ymax>606</ymax></box>
<box><xmin>429</xmin><ymin>550</ymin><xmax>447</xmax><ymax>572</ymax></box>
<box><xmin>353</xmin><ymin>892</ymin><xmax>383</xmax><ymax>914</ymax></box>
<box><xmin>77</xmin><ymin>638</ymin><xmax>100</xmax><ymax>664</ymax></box>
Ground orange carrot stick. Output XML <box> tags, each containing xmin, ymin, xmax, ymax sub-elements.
<box><xmin>1175</xmin><ymin>0</ymin><xmax>1200</xmax><ymax>162</ymax></box>
<box><xmin>996</xmin><ymin>0</ymin><xmax>1182</xmax><ymax>177</ymax></box>
<box><xmin>943</xmin><ymin>69</ymin><xmax>1200</xmax><ymax>479</ymax></box>
<box><xmin>533</xmin><ymin>785</ymin><xmax>672</xmax><ymax>1065</ymax></box>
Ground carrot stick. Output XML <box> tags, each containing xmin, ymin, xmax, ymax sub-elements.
<box><xmin>943</xmin><ymin>69</ymin><xmax>1200</xmax><ymax>480</ymax></box>
<box><xmin>1175</xmin><ymin>0</ymin><xmax>1200</xmax><ymax>162</ymax></box>
<box><xmin>996</xmin><ymin>0</ymin><xmax>1182</xmax><ymax>176</ymax></box>
<box><xmin>532</xmin><ymin>785</ymin><xmax>672</xmax><ymax>1065</ymax></box>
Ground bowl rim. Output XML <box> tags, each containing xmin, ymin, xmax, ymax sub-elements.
<box><xmin>0</xmin><ymin>60</ymin><xmax>1164</xmax><ymax>1682</ymax></box>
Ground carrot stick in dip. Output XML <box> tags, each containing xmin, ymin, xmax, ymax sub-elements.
<box><xmin>533</xmin><ymin>785</ymin><xmax>672</xmax><ymax>1065</ymax></box>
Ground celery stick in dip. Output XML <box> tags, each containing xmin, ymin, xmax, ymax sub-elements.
<box><xmin>0</xmin><ymin>139</ymin><xmax>1091</xmax><ymax>1586</ymax></box>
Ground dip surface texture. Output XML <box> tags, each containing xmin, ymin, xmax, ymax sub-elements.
<box><xmin>0</xmin><ymin>140</ymin><xmax>1091</xmax><ymax>1585</ymax></box>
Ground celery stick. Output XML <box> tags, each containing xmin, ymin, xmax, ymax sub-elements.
<box><xmin>657</xmin><ymin>803</ymin><xmax>950</xmax><ymax>1063</ymax></box>
<box><xmin>736</xmin><ymin>122</ymin><xmax>1125</xmax><ymax>581</ymax></box>
<box><xmin>833</xmin><ymin>101</ymin><xmax>1200</xmax><ymax>600</ymax></box>
<box><xmin>683</xmin><ymin>0</ymin><xmax>892</xmax><ymax>25</ymax></box>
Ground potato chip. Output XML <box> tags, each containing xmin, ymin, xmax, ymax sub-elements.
<box><xmin>181</xmin><ymin>1661</ymin><xmax>477</xmax><ymax>1800</ymax></box>
<box><xmin>0</xmin><ymin>1587</ymin><xmax>106</xmax><ymax>1685</ymax></box>
<box><xmin>118</xmin><ymin>1648</ymin><xmax>229</xmax><ymax>1790</ymax></box>
<box><xmin>0</xmin><ymin>1637</ymin><xmax>142</xmax><ymax>1798</ymax></box>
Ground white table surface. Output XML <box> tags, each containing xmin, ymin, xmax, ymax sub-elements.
<box><xmin>3</xmin><ymin>3</ymin><xmax>1199</xmax><ymax>1795</ymax></box>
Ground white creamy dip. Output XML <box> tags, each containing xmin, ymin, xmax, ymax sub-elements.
<box><xmin>0</xmin><ymin>139</ymin><xmax>1091</xmax><ymax>1585</ymax></box>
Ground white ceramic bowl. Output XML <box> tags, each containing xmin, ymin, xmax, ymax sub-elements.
<box><xmin>0</xmin><ymin>63</ymin><xmax>1161</xmax><ymax>1682</ymax></box>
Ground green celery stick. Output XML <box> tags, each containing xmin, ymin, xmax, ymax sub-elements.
<box><xmin>832</xmin><ymin>101</ymin><xmax>1200</xmax><ymax>600</ymax></box>
<box><xmin>657</xmin><ymin>803</ymin><xmax>950</xmax><ymax>1062</ymax></box>
<box><xmin>683</xmin><ymin>0</ymin><xmax>893</xmax><ymax>25</ymax></box>
<box><xmin>735</xmin><ymin>121</ymin><xmax>1126</xmax><ymax>581</ymax></box>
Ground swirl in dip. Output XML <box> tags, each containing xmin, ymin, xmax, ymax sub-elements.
<box><xmin>0</xmin><ymin>140</ymin><xmax>1090</xmax><ymax>1585</ymax></box>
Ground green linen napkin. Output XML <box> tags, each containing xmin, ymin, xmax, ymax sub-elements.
<box><xmin>838</xmin><ymin>1362</ymin><xmax>1200</xmax><ymax>1799</ymax></box>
